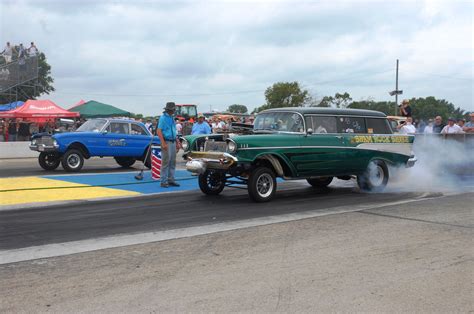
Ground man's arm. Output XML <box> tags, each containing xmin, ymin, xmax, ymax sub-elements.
<box><xmin>156</xmin><ymin>128</ymin><xmax>168</xmax><ymax>150</ymax></box>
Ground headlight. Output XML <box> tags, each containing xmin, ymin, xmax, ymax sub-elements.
<box><xmin>31</xmin><ymin>139</ymin><xmax>37</xmax><ymax>145</ymax></box>
<box><xmin>181</xmin><ymin>138</ymin><xmax>189</xmax><ymax>151</ymax></box>
<box><xmin>227</xmin><ymin>140</ymin><xmax>237</xmax><ymax>153</ymax></box>
<box><xmin>53</xmin><ymin>139</ymin><xmax>58</xmax><ymax>146</ymax></box>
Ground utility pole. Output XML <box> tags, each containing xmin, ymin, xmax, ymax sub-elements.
<box><xmin>389</xmin><ymin>59</ymin><xmax>403</xmax><ymax>115</ymax></box>
<box><xmin>395</xmin><ymin>59</ymin><xmax>399</xmax><ymax>115</ymax></box>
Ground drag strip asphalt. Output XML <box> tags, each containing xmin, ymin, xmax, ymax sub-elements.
<box><xmin>0</xmin><ymin>179</ymin><xmax>444</xmax><ymax>253</ymax></box>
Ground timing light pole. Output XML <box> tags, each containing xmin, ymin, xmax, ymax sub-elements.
<box><xmin>389</xmin><ymin>59</ymin><xmax>403</xmax><ymax>115</ymax></box>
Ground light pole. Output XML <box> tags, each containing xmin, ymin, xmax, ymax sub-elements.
<box><xmin>389</xmin><ymin>59</ymin><xmax>403</xmax><ymax>115</ymax></box>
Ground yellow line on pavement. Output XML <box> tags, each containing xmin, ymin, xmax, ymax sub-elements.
<box><xmin>0</xmin><ymin>177</ymin><xmax>140</xmax><ymax>206</ymax></box>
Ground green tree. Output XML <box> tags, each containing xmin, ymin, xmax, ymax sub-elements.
<box><xmin>0</xmin><ymin>52</ymin><xmax>55</xmax><ymax>104</ymax></box>
<box><xmin>227</xmin><ymin>104</ymin><xmax>248</xmax><ymax>113</ymax></box>
<box><xmin>314</xmin><ymin>92</ymin><xmax>352</xmax><ymax>108</ymax></box>
<box><xmin>254</xmin><ymin>81</ymin><xmax>311</xmax><ymax>113</ymax></box>
<box><xmin>348</xmin><ymin>100</ymin><xmax>394</xmax><ymax>115</ymax></box>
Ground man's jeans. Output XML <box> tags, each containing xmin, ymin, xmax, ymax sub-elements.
<box><xmin>161</xmin><ymin>141</ymin><xmax>176</xmax><ymax>184</ymax></box>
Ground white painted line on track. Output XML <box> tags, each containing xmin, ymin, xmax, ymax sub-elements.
<box><xmin>0</xmin><ymin>193</ymin><xmax>450</xmax><ymax>265</ymax></box>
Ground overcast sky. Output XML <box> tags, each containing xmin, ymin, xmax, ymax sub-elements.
<box><xmin>1</xmin><ymin>0</ymin><xmax>473</xmax><ymax>115</ymax></box>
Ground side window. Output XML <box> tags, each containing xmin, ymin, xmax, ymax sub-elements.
<box><xmin>131</xmin><ymin>123</ymin><xmax>148</xmax><ymax>135</ymax></box>
<box><xmin>366</xmin><ymin>118</ymin><xmax>392</xmax><ymax>134</ymax></box>
<box><xmin>310</xmin><ymin>116</ymin><xmax>337</xmax><ymax>133</ymax></box>
<box><xmin>337</xmin><ymin>117</ymin><xmax>366</xmax><ymax>134</ymax></box>
<box><xmin>109</xmin><ymin>122</ymin><xmax>129</xmax><ymax>134</ymax></box>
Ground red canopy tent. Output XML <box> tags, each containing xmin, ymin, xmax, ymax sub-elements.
<box><xmin>0</xmin><ymin>100</ymin><xmax>79</xmax><ymax>122</ymax></box>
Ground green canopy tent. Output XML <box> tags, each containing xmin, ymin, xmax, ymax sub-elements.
<box><xmin>69</xmin><ymin>100</ymin><xmax>131</xmax><ymax>118</ymax></box>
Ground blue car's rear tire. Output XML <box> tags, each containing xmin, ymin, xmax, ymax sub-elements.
<box><xmin>114</xmin><ymin>157</ymin><xmax>136</xmax><ymax>168</ymax></box>
<box><xmin>61</xmin><ymin>149</ymin><xmax>84</xmax><ymax>172</ymax></box>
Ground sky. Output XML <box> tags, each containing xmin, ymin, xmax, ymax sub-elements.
<box><xmin>1</xmin><ymin>0</ymin><xmax>473</xmax><ymax>115</ymax></box>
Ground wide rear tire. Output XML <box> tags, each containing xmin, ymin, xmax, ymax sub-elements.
<box><xmin>357</xmin><ymin>160</ymin><xmax>389</xmax><ymax>192</ymax></box>
<box><xmin>248</xmin><ymin>167</ymin><xmax>277</xmax><ymax>202</ymax></box>
<box><xmin>114</xmin><ymin>157</ymin><xmax>136</xmax><ymax>168</ymax></box>
<box><xmin>198</xmin><ymin>170</ymin><xmax>226</xmax><ymax>195</ymax></box>
<box><xmin>38</xmin><ymin>152</ymin><xmax>60</xmax><ymax>170</ymax></box>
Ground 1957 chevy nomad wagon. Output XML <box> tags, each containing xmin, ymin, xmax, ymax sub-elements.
<box><xmin>181</xmin><ymin>108</ymin><xmax>416</xmax><ymax>202</ymax></box>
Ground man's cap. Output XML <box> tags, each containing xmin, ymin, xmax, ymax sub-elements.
<box><xmin>198</xmin><ymin>114</ymin><xmax>205</xmax><ymax>119</ymax></box>
<box><xmin>402</xmin><ymin>99</ymin><xmax>409</xmax><ymax>104</ymax></box>
<box><xmin>448</xmin><ymin>117</ymin><xmax>456</xmax><ymax>121</ymax></box>
<box><xmin>164</xmin><ymin>102</ymin><xmax>176</xmax><ymax>111</ymax></box>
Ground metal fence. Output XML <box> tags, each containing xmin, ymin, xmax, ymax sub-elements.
<box><xmin>0</xmin><ymin>56</ymin><xmax>39</xmax><ymax>92</ymax></box>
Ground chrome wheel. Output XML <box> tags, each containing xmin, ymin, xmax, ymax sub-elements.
<box><xmin>67</xmin><ymin>154</ymin><xmax>81</xmax><ymax>169</ymax></box>
<box><xmin>256</xmin><ymin>173</ymin><xmax>273</xmax><ymax>198</ymax></box>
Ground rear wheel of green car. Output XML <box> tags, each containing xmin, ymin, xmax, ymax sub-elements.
<box><xmin>248</xmin><ymin>167</ymin><xmax>277</xmax><ymax>202</ymax></box>
<box><xmin>307</xmin><ymin>176</ymin><xmax>333</xmax><ymax>188</ymax></box>
<box><xmin>357</xmin><ymin>160</ymin><xmax>389</xmax><ymax>192</ymax></box>
<box><xmin>199</xmin><ymin>170</ymin><xmax>226</xmax><ymax>195</ymax></box>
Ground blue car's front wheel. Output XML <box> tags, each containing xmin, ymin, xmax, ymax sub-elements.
<box><xmin>61</xmin><ymin>149</ymin><xmax>84</xmax><ymax>172</ymax></box>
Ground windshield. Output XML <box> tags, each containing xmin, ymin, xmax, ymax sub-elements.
<box><xmin>76</xmin><ymin>119</ymin><xmax>107</xmax><ymax>132</ymax></box>
<box><xmin>177</xmin><ymin>105</ymin><xmax>197</xmax><ymax>118</ymax></box>
<box><xmin>253</xmin><ymin>112</ymin><xmax>304</xmax><ymax>133</ymax></box>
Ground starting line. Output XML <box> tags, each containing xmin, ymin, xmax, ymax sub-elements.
<box><xmin>0</xmin><ymin>170</ymin><xmax>199</xmax><ymax>207</ymax></box>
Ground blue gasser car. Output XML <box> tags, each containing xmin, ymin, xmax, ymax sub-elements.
<box><xmin>30</xmin><ymin>118</ymin><xmax>160</xmax><ymax>172</ymax></box>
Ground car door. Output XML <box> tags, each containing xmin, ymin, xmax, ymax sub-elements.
<box><xmin>337</xmin><ymin>116</ymin><xmax>369</xmax><ymax>172</ymax></box>
<box><xmin>128</xmin><ymin>122</ymin><xmax>154</xmax><ymax>157</ymax></box>
<box><xmin>104</xmin><ymin>122</ymin><xmax>133</xmax><ymax>157</ymax></box>
<box><xmin>296</xmin><ymin>115</ymin><xmax>347</xmax><ymax>177</ymax></box>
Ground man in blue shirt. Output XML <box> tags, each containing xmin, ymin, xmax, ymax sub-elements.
<box><xmin>157</xmin><ymin>102</ymin><xmax>180</xmax><ymax>188</ymax></box>
<box><xmin>191</xmin><ymin>115</ymin><xmax>211</xmax><ymax>135</ymax></box>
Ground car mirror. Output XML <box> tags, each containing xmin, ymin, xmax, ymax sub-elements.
<box><xmin>306</xmin><ymin>128</ymin><xmax>313</xmax><ymax>135</ymax></box>
<box><xmin>102</xmin><ymin>130</ymin><xmax>108</xmax><ymax>135</ymax></box>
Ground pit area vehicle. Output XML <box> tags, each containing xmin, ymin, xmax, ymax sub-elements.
<box><xmin>176</xmin><ymin>104</ymin><xmax>197</xmax><ymax>121</ymax></box>
<box><xmin>30</xmin><ymin>118</ymin><xmax>160</xmax><ymax>172</ymax></box>
<box><xmin>181</xmin><ymin>108</ymin><xmax>416</xmax><ymax>202</ymax></box>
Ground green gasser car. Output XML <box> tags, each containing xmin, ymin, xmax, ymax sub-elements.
<box><xmin>181</xmin><ymin>107</ymin><xmax>416</xmax><ymax>202</ymax></box>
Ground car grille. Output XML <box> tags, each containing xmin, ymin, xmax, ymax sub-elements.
<box><xmin>204</xmin><ymin>140</ymin><xmax>227</xmax><ymax>152</ymax></box>
<box><xmin>36</xmin><ymin>136</ymin><xmax>54</xmax><ymax>146</ymax></box>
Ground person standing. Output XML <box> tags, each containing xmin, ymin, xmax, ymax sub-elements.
<box><xmin>7</xmin><ymin>118</ymin><xmax>17</xmax><ymax>141</ymax></box>
<box><xmin>423</xmin><ymin>119</ymin><xmax>434</xmax><ymax>134</ymax></box>
<box><xmin>432</xmin><ymin>116</ymin><xmax>445</xmax><ymax>133</ymax></box>
<box><xmin>191</xmin><ymin>115</ymin><xmax>212</xmax><ymax>135</ymax></box>
<box><xmin>398</xmin><ymin>117</ymin><xmax>417</xmax><ymax>134</ymax></box>
<box><xmin>463</xmin><ymin>113</ymin><xmax>474</xmax><ymax>133</ymax></box>
<box><xmin>399</xmin><ymin>99</ymin><xmax>412</xmax><ymax>117</ymax></box>
<box><xmin>175</xmin><ymin>118</ymin><xmax>183</xmax><ymax>136</ymax></box>
<box><xmin>156</xmin><ymin>102</ymin><xmax>180</xmax><ymax>188</ymax></box>
<box><xmin>28</xmin><ymin>42</ymin><xmax>38</xmax><ymax>57</ymax></box>
<box><xmin>1</xmin><ymin>42</ymin><xmax>15</xmax><ymax>63</ymax></box>
<box><xmin>17</xmin><ymin>118</ymin><xmax>31</xmax><ymax>141</ymax></box>
<box><xmin>441</xmin><ymin>118</ymin><xmax>463</xmax><ymax>134</ymax></box>
<box><xmin>0</xmin><ymin>119</ymin><xmax>5</xmax><ymax>142</ymax></box>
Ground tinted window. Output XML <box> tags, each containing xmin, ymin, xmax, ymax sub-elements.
<box><xmin>254</xmin><ymin>112</ymin><xmax>304</xmax><ymax>133</ymax></box>
<box><xmin>308</xmin><ymin>116</ymin><xmax>337</xmax><ymax>133</ymax></box>
<box><xmin>366</xmin><ymin>118</ymin><xmax>392</xmax><ymax>134</ymax></box>
<box><xmin>131</xmin><ymin>123</ymin><xmax>148</xmax><ymax>135</ymax></box>
<box><xmin>337</xmin><ymin>117</ymin><xmax>366</xmax><ymax>133</ymax></box>
<box><xmin>108</xmin><ymin>122</ymin><xmax>130</xmax><ymax>134</ymax></box>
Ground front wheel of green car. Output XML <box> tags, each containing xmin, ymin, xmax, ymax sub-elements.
<box><xmin>198</xmin><ymin>170</ymin><xmax>226</xmax><ymax>195</ymax></box>
<box><xmin>357</xmin><ymin>160</ymin><xmax>389</xmax><ymax>192</ymax></box>
<box><xmin>248</xmin><ymin>167</ymin><xmax>277</xmax><ymax>202</ymax></box>
<box><xmin>307</xmin><ymin>176</ymin><xmax>333</xmax><ymax>188</ymax></box>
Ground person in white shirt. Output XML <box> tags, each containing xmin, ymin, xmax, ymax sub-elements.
<box><xmin>28</xmin><ymin>42</ymin><xmax>38</xmax><ymax>57</ymax></box>
<box><xmin>441</xmin><ymin>117</ymin><xmax>463</xmax><ymax>134</ymax></box>
<box><xmin>423</xmin><ymin>119</ymin><xmax>434</xmax><ymax>134</ymax></box>
<box><xmin>1</xmin><ymin>42</ymin><xmax>15</xmax><ymax>63</ymax></box>
<box><xmin>398</xmin><ymin>117</ymin><xmax>417</xmax><ymax>134</ymax></box>
<box><xmin>175</xmin><ymin>118</ymin><xmax>183</xmax><ymax>136</ymax></box>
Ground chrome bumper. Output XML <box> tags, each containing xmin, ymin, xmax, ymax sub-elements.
<box><xmin>406</xmin><ymin>155</ymin><xmax>417</xmax><ymax>168</ymax></box>
<box><xmin>184</xmin><ymin>151</ymin><xmax>238</xmax><ymax>174</ymax></box>
<box><xmin>29</xmin><ymin>144</ymin><xmax>59</xmax><ymax>152</ymax></box>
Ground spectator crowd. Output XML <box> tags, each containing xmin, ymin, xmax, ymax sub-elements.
<box><xmin>396</xmin><ymin>99</ymin><xmax>473</xmax><ymax>135</ymax></box>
